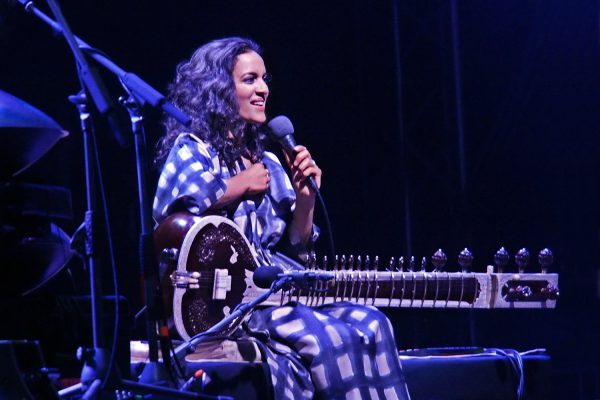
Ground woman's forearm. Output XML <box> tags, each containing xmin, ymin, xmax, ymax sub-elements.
<box><xmin>288</xmin><ymin>196</ymin><xmax>316</xmax><ymax>245</ymax></box>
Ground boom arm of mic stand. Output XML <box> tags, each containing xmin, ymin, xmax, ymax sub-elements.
<box><xmin>17</xmin><ymin>0</ymin><xmax>191</xmax><ymax>127</ymax></box>
<box><xmin>44</xmin><ymin>0</ymin><xmax>114</xmax><ymax>116</ymax></box>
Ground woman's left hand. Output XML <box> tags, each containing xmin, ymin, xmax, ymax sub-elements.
<box><xmin>284</xmin><ymin>145</ymin><xmax>322</xmax><ymax>199</ymax></box>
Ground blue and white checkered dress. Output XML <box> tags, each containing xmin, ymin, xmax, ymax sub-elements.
<box><xmin>153</xmin><ymin>133</ymin><xmax>317</xmax><ymax>266</ymax></box>
<box><xmin>248</xmin><ymin>302</ymin><xmax>411</xmax><ymax>400</ymax></box>
<box><xmin>153</xmin><ymin>133</ymin><xmax>410</xmax><ymax>399</ymax></box>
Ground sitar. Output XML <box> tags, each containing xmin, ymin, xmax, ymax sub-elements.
<box><xmin>155</xmin><ymin>212</ymin><xmax>559</xmax><ymax>340</ymax></box>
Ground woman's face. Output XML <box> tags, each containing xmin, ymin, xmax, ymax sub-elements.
<box><xmin>232</xmin><ymin>51</ymin><xmax>269</xmax><ymax>124</ymax></box>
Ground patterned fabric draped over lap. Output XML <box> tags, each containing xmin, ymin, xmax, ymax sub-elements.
<box><xmin>247</xmin><ymin>302</ymin><xmax>411</xmax><ymax>400</ymax></box>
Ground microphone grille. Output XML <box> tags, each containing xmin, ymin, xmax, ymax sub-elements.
<box><xmin>252</xmin><ymin>265</ymin><xmax>283</xmax><ymax>289</ymax></box>
<box><xmin>267</xmin><ymin>115</ymin><xmax>294</xmax><ymax>138</ymax></box>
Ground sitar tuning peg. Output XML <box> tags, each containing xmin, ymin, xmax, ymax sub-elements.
<box><xmin>374</xmin><ymin>255</ymin><xmax>380</xmax><ymax>271</ymax></box>
<box><xmin>322</xmin><ymin>255</ymin><xmax>328</xmax><ymax>270</ymax></box>
<box><xmin>399</xmin><ymin>256</ymin><xmax>405</xmax><ymax>272</ymax></box>
<box><xmin>538</xmin><ymin>248</ymin><xmax>553</xmax><ymax>274</ymax></box>
<box><xmin>356</xmin><ymin>255</ymin><xmax>362</xmax><ymax>270</ymax></box>
<box><xmin>387</xmin><ymin>256</ymin><xmax>396</xmax><ymax>271</ymax></box>
<box><xmin>458</xmin><ymin>248</ymin><xmax>473</xmax><ymax>273</ymax></box>
<box><xmin>431</xmin><ymin>249</ymin><xmax>447</xmax><ymax>272</ymax></box>
<box><xmin>515</xmin><ymin>248</ymin><xmax>530</xmax><ymax>274</ymax></box>
<box><xmin>420</xmin><ymin>257</ymin><xmax>427</xmax><ymax>271</ymax></box>
<box><xmin>340</xmin><ymin>254</ymin><xmax>347</xmax><ymax>270</ymax></box>
<box><xmin>348</xmin><ymin>255</ymin><xmax>355</xmax><ymax>270</ymax></box>
<box><xmin>364</xmin><ymin>255</ymin><xmax>371</xmax><ymax>270</ymax></box>
<box><xmin>309</xmin><ymin>251</ymin><xmax>317</xmax><ymax>268</ymax></box>
<box><xmin>408</xmin><ymin>256</ymin><xmax>415</xmax><ymax>272</ymax></box>
<box><xmin>334</xmin><ymin>254</ymin><xmax>339</xmax><ymax>270</ymax></box>
<box><xmin>494</xmin><ymin>247</ymin><xmax>510</xmax><ymax>273</ymax></box>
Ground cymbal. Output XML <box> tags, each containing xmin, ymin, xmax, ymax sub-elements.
<box><xmin>0</xmin><ymin>89</ymin><xmax>68</xmax><ymax>177</ymax></box>
<box><xmin>0</xmin><ymin>221</ymin><xmax>74</xmax><ymax>298</ymax></box>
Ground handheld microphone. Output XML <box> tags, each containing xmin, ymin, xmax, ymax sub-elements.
<box><xmin>267</xmin><ymin>115</ymin><xmax>319</xmax><ymax>192</ymax></box>
<box><xmin>252</xmin><ymin>265</ymin><xmax>335</xmax><ymax>289</ymax></box>
<box><xmin>267</xmin><ymin>116</ymin><xmax>337</xmax><ymax>271</ymax></box>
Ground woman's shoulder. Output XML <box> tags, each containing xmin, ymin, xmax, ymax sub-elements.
<box><xmin>262</xmin><ymin>150</ymin><xmax>283</xmax><ymax>165</ymax></box>
<box><xmin>174</xmin><ymin>132</ymin><xmax>216</xmax><ymax>159</ymax></box>
<box><xmin>175</xmin><ymin>132</ymin><xmax>207</xmax><ymax>146</ymax></box>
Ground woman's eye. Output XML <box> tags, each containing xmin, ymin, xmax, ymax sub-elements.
<box><xmin>243</xmin><ymin>77</ymin><xmax>256</xmax><ymax>84</ymax></box>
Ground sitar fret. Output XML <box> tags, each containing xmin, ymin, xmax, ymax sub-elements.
<box><xmin>277</xmin><ymin>270</ymin><xmax>483</xmax><ymax>309</ymax></box>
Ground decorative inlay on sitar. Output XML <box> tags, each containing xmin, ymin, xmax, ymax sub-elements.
<box><xmin>155</xmin><ymin>213</ymin><xmax>560</xmax><ymax>340</ymax></box>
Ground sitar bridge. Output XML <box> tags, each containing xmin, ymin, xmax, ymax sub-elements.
<box><xmin>213</xmin><ymin>268</ymin><xmax>232</xmax><ymax>300</ymax></box>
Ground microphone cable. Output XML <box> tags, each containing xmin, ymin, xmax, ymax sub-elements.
<box><xmin>314</xmin><ymin>186</ymin><xmax>336</xmax><ymax>269</ymax></box>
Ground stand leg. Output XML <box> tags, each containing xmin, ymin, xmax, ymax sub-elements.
<box><xmin>64</xmin><ymin>93</ymin><xmax>117</xmax><ymax>399</ymax></box>
<box><xmin>122</xmin><ymin>96</ymin><xmax>176</xmax><ymax>386</ymax></box>
<box><xmin>78</xmin><ymin>347</ymin><xmax>109</xmax><ymax>394</ymax></box>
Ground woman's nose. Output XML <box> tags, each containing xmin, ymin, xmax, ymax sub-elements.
<box><xmin>256</xmin><ymin>80</ymin><xmax>269</xmax><ymax>96</ymax></box>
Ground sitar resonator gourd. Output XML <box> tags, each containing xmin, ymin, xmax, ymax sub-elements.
<box><xmin>155</xmin><ymin>213</ymin><xmax>559</xmax><ymax>340</ymax></box>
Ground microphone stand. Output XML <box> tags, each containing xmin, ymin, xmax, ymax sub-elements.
<box><xmin>172</xmin><ymin>277</ymin><xmax>293</xmax><ymax>367</ymax></box>
<box><xmin>18</xmin><ymin>1</ymin><xmax>204</xmax><ymax>399</ymax></box>
<box><xmin>63</xmin><ymin>91</ymin><xmax>110</xmax><ymax>400</ymax></box>
<box><xmin>119</xmin><ymin>95</ymin><xmax>173</xmax><ymax>385</ymax></box>
<box><xmin>39</xmin><ymin>0</ymin><xmax>119</xmax><ymax>398</ymax></box>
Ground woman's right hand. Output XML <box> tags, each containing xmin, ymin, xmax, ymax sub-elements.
<box><xmin>239</xmin><ymin>162</ymin><xmax>270</xmax><ymax>195</ymax></box>
<box><xmin>212</xmin><ymin>162</ymin><xmax>270</xmax><ymax>209</ymax></box>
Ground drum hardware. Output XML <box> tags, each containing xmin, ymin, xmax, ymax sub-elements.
<box><xmin>14</xmin><ymin>0</ymin><xmax>204</xmax><ymax>398</ymax></box>
<box><xmin>0</xmin><ymin>89</ymin><xmax>73</xmax><ymax>298</ymax></box>
<box><xmin>0</xmin><ymin>89</ymin><xmax>68</xmax><ymax>179</ymax></box>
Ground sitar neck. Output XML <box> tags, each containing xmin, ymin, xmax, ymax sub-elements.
<box><xmin>246</xmin><ymin>268</ymin><xmax>558</xmax><ymax>310</ymax></box>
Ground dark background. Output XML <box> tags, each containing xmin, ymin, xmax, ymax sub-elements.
<box><xmin>1</xmin><ymin>0</ymin><xmax>599</xmax><ymax>397</ymax></box>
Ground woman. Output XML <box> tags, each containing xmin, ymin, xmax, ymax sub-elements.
<box><xmin>153</xmin><ymin>37</ymin><xmax>410</xmax><ymax>400</ymax></box>
<box><xmin>153</xmin><ymin>37</ymin><xmax>319</xmax><ymax>268</ymax></box>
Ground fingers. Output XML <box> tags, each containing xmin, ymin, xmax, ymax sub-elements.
<box><xmin>291</xmin><ymin>163</ymin><xmax>321</xmax><ymax>195</ymax></box>
<box><xmin>281</xmin><ymin>145</ymin><xmax>322</xmax><ymax>192</ymax></box>
<box><xmin>244</xmin><ymin>162</ymin><xmax>271</xmax><ymax>194</ymax></box>
<box><xmin>297</xmin><ymin>156</ymin><xmax>316</xmax><ymax>172</ymax></box>
<box><xmin>258</xmin><ymin>163</ymin><xmax>271</xmax><ymax>185</ymax></box>
<box><xmin>291</xmin><ymin>145</ymin><xmax>309</xmax><ymax>168</ymax></box>
<box><xmin>292</xmin><ymin>163</ymin><xmax>321</xmax><ymax>184</ymax></box>
<box><xmin>250</xmin><ymin>162</ymin><xmax>269</xmax><ymax>179</ymax></box>
<box><xmin>291</xmin><ymin>146</ymin><xmax>319</xmax><ymax>177</ymax></box>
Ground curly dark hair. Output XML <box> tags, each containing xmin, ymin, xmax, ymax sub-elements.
<box><xmin>155</xmin><ymin>37</ymin><xmax>268</xmax><ymax>167</ymax></box>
